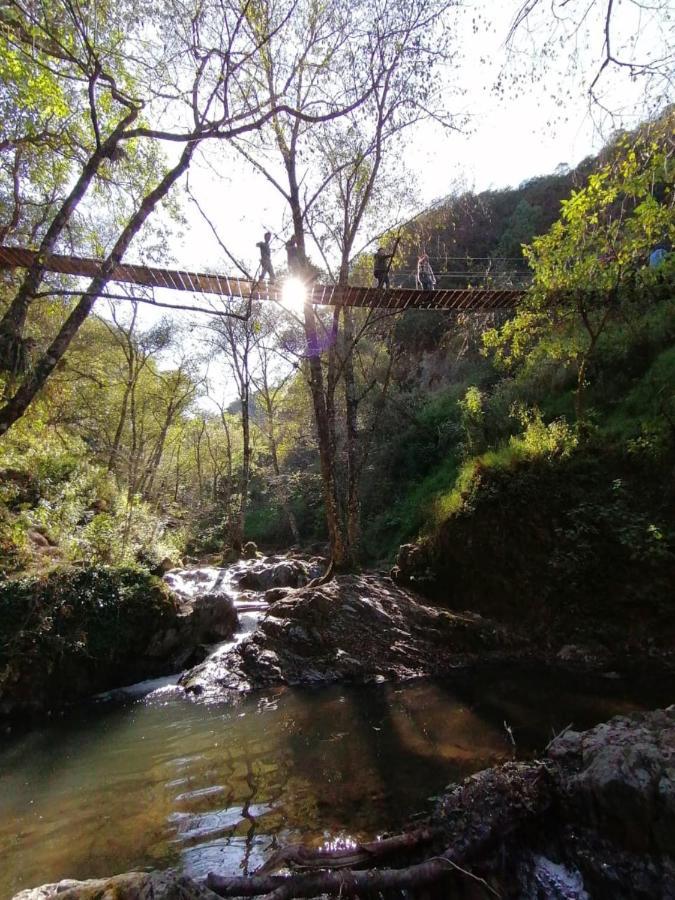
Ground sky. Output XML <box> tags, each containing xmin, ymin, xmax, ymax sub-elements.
<box><xmin>161</xmin><ymin>0</ymin><xmax>671</xmax><ymax>282</ymax></box>
<box><xmin>112</xmin><ymin>0</ymin><xmax>672</xmax><ymax>400</ymax></box>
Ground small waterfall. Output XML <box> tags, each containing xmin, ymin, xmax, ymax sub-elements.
<box><xmin>99</xmin><ymin>561</ymin><xmax>272</xmax><ymax>702</ymax></box>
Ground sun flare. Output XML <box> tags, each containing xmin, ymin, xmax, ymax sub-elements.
<box><xmin>281</xmin><ymin>276</ymin><xmax>307</xmax><ymax>312</ymax></box>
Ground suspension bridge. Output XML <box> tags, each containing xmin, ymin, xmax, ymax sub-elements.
<box><xmin>0</xmin><ymin>246</ymin><xmax>526</xmax><ymax>312</ymax></box>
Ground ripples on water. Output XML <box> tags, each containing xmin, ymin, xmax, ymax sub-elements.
<box><xmin>1</xmin><ymin>668</ymin><xmax>671</xmax><ymax>898</ymax></box>
<box><xmin>1</xmin><ymin>563</ymin><xmax>672</xmax><ymax>899</ymax></box>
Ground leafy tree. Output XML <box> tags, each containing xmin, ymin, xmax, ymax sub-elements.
<box><xmin>484</xmin><ymin>109</ymin><xmax>674</xmax><ymax>420</ymax></box>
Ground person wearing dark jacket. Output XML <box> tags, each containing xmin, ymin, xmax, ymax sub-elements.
<box><xmin>256</xmin><ymin>231</ymin><xmax>275</xmax><ymax>282</ymax></box>
<box><xmin>373</xmin><ymin>246</ymin><xmax>394</xmax><ymax>289</ymax></box>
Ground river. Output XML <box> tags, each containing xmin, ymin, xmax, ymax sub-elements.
<box><xmin>0</xmin><ymin>565</ymin><xmax>672</xmax><ymax>898</ymax></box>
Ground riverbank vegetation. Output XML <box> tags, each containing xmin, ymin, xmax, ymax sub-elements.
<box><xmin>0</xmin><ymin>0</ymin><xmax>672</xmax><ymax>677</ymax></box>
<box><xmin>1</xmin><ymin>108</ymin><xmax>673</xmax><ymax>586</ymax></box>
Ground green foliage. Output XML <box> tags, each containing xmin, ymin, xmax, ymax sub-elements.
<box><xmin>0</xmin><ymin>566</ymin><xmax>178</xmax><ymax>710</ymax></box>
<box><xmin>0</xmin><ymin>427</ymin><xmax>183</xmax><ymax>573</ymax></box>
<box><xmin>459</xmin><ymin>385</ymin><xmax>486</xmax><ymax>455</ymax></box>
<box><xmin>606</xmin><ymin>344</ymin><xmax>675</xmax><ymax>459</ymax></box>
<box><xmin>495</xmin><ymin>198</ymin><xmax>543</xmax><ymax>260</ymax></box>
<box><xmin>483</xmin><ymin>109</ymin><xmax>674</xmax><ymax>419</ymax></box>
<box><xmin>434</xmin><ymin>408</ymin><xmax>578</xmax><ymax>524</ymax></box>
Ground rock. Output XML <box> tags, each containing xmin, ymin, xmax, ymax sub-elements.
<box><xmin>180</xmin><ymin>573</ymin><xmax>520</xmax><ymax>698</ymax></box>
<box><xmin>235</xmin><ymin>556</ymin><xmax>313</xmax><ymax>591</ymax></box>
<box><xmin>556</xmin><ymin>643</ymin><xmax>612</xmax><ymax>668</ymax></box>
<box><xmin>26</xmin><ymin>529</ymin><xmax>51</xmax><ymax>549</ymax></box>
<box><xmin>307</xmin><ymin>556</ymin><xmax>327</xmax><ymax>579</ymax></box>
<box><xmin>182</xmin><ymin>592</ymin><xmax>239</xmax><ymax>643</ymax></box>
<box><xmin>12</xmin><ymin>870</ymin><xmax>216</xmax><ymax>899</ymax></box>
<box><xmin>390</xmin><ymin>542</ymin><xmax>435</xmax><ymax>588</ymax></box>
<box><xmin>549</xmin><ymin>705</ymin><xmax>675</xmax><ymax>857</ymax></box>
<box><xmin>0</xmin><ymin>567</ymin><xmax>181</xmax><ymax>718</ymax></box>
<box><xmin>264</xmin><ymin>586</ymin><xmax>294</xmax><ymax>603</ymax></box>
<box><xmin>242</xmin><ymin>541</ymin><xmax>259</xmax><ymax>559</ymax></box>
<box><xmin>147</xmin><ymin>593</ymin><xmax>239</xmax><ymax>661</ymax></box>
<box><xmin>156</xmin><ymin>556</ymin><xmax>178</xmax><ymax>575</ymax></box>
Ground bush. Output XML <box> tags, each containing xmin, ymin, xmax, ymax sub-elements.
<box><xmin>0</xmin><ymin>566</ymin><xmax>179</xmax><ymax>714</ymax></box>
<box><xmin>0</xmin><ymin>432</ymin><xmax>185</xmax><ymax>572</ymax></box>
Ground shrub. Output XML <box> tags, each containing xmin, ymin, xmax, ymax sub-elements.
<box><xmin>0</xmin><ymin>566</ymin><xmax>179</xmax><ymax>713</ymax></box>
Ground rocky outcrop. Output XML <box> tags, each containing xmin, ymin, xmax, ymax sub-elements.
<box><xmin>12</xmin><ymin>871</ymin><xmax>216</xmax><ymax>900</ymax></box>
<box><xmin>390</xmin><ymin>455</ymin><xmax>675</xmax><ymax>667</ymax></box>
<box><xmin>0</xmin><ymin>567</ymin><xmax>183</xmax><ymax>717</ymax></box>
<box><xmin>517</xmin><ymin>706</ymin><xmax>675</xmax><ymax>898</ymax></box>
<box><xmin>0</xmin><ymin>566</ymin><xmax>240</xmax><ymax>718</ymax></box>
<box><xmin>146</xmin><ymin>592</ymin><xmax>239</xmax><ymax>668</ymax></box>
<box><xmin>549</xmin><ymin>707</ymin><xmax>675</xmax><ymax>858</ymax></box>
<box><xmin>232</xmin><ymin>555</ymin><xmax>325</xmax><ymax>591</ymax></box>
<box><xmin>180</xmin><ymin>574</ymin><xmax>520</xmax><ymax>698</ymax></box>
<box><xmin>390</xmin><ymin>542</ymin><xmax>434</xmax><ymax>589</ymax></box>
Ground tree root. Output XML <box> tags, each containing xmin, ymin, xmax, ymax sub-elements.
<box><xmin>207</xmin><ymin>853</ymin><xmax>474</xmax><ymax>899</ymax></box>
<box><xmin>206</xmin><ymin>762</ymin><xmax>553</xmax><ymax>899</ymax></box>
<box><xmin>254</xmin><ymin>824</ymin><xmax>442</xmax><ymax>874</ymax></box>
<box><xmin>305</xmin><ymin>556</ymin><xmax>334</xmax><ymax>588</ymax></box>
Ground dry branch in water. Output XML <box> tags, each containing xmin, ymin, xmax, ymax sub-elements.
<box><xmin>206</xmin><ymin>762</ymin><xmax>553</xmax><ymax>899</ymax></box>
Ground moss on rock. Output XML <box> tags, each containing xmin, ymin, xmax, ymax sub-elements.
<box><xmin>0</xmin><ymin>566</ymin><xmax>180</xmax><ymax>716</ymax></box>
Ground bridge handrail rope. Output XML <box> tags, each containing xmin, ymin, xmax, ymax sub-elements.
<box><xmin>0</xmin><ymin>244</ymin><xmax>525</xmax><ymax>312</ymax></box>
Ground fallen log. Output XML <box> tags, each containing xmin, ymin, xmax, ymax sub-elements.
<box><xmin>207</xmin><ymin>762</ymin><xmax>553</xmax><ymax>899</ymax></box>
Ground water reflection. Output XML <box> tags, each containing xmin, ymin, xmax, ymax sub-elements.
<box><xmin>0</xmin><ymin>667</ymin><xmax>671</xmax><ymax>898</ymax></box>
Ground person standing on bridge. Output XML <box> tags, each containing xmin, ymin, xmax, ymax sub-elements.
<box><xmin>373</xmin><ymin>246</ymin><xmax>394</xmax><ymax>289</ymax></box>
<box><xmin>417</xmin><ymin>253</ymin><xmax>436</xmax><ymax>291</ymax></box>
<box><xmin>256</xmin><ymin>231</ymin><xmax>275</xmax><ymax>283</ymax></box>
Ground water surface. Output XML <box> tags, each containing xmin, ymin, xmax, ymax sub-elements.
<box><xmin>0</xmin><ymin>666</ymin><xmax>671</xmax><ymax>899</ymax></box>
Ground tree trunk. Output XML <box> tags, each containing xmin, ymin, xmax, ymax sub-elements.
<box><xmin>0</xmin><ymin>142</ymin><xmax>194</xmax><ymax>437</ymax></box>
<box><xmin>342</xmin><ymin>305</ymin><xmax>361</xmax><ymax>566</ymax></box>
<box><xmin>303</xmin><ymin>301</ymin><xmax>345</xmax><ymax>567</ymax></box>
<box><xmin>0</xmin><ymin>110</ymin><xmax>138</xmax><ymax>372</ymax></box>
<box><xmin>108</xmin><ymin>379</ymin><xmax>133</xmax><ymax>474</ymax></box>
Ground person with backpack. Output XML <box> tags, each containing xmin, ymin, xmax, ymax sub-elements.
<box><xmin>256</xmin><ymin>231</ymin><xmax>275</xmax><ymax>283</ymax></box>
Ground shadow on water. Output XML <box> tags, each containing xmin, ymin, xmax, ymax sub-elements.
<box><xmin>432</xmin><ymin>663</ymin><xmax>675</xmax><ymax>757</ymax></box>
<box><xmin>0</xmin><ymin>664</ymin><xmax>672</xmax><ymax>898</ymax></box>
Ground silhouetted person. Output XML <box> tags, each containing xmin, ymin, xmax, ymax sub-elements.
<box><xmin>373</xmin><ymin>246</ymin><xmax>394</xmax><ymax>289</ymax></box>
<box><xmin>256</xmin><ymin>231</ymin><xmax>275</xmax><ymax>282</ymax></box>
<box><xmin>417</xmin><ymin>253</ymin><xmax>435</xmax><ymax>291</ymax></box>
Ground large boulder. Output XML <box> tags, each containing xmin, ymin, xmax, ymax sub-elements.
<box><xmin>549</xmin><ymin>705</ymin><xmax>675</xmax><ymax>857</ymax></box>
<box><xmin>390</xmin><ymin>541</ymin><xmax>434</xmax><ymax>588</ymax></box>
<box><xmin>146</xmin><ymin>592</ymin><xmax>239</xmax><ymax>667</ymax></box>
<box><xmin>0</xmin><ymin>566</ymin><xmax>182</xmax><ymax>717</ymax></box>
<box><xmin>241</xmin><ymin>541</ymin><xmax>259</xmax><ymax>560</ymax></box>
<box><xmin>233</xmin><ymin>556</ymin><xmax>322</xmax><ymax>591</ymax></box>
<box><xmin>184</xmin><ymin>592</ymin><xmax>239</xmax><ymax>643</ymax></box>
<box><xmin>180</xmin><ymin>573</ymin><xmax>520</xmax><ymax>698</ymax></box>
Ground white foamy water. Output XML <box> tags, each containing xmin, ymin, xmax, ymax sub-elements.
<box><xmin>97</xmin><ymin>563</ymin><xmax>270</xmax><ymax>702</ymax></box>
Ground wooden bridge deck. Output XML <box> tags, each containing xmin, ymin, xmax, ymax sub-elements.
<box><xmin>0</xmin><ymin>245</ymin><xmax>524</xmax><ymax>311</ymax></box>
